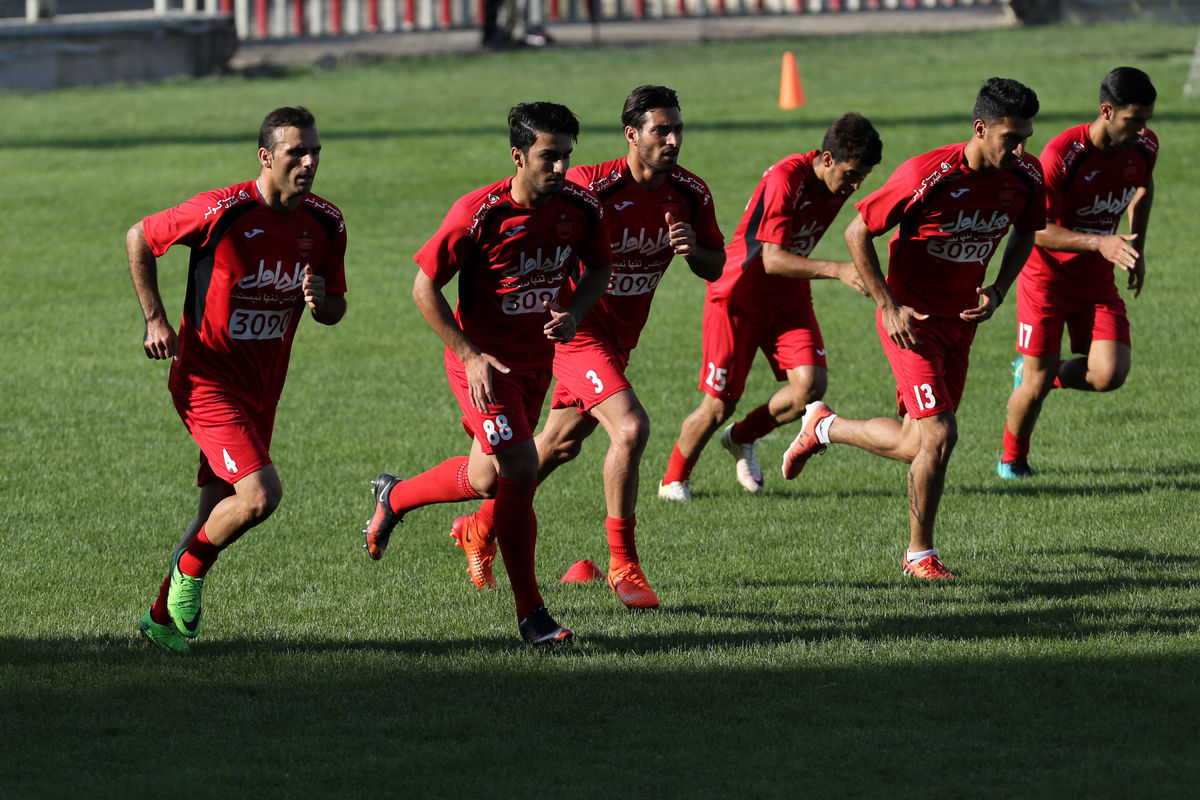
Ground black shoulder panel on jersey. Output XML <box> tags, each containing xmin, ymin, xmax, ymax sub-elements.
<box><xmin>667</xmin><ymin>173</ymin><xmax>703</xmax><ymax>221</ymax></box>
<box><xmin>1010</xmin><ymin>160</ymin><xmax>1042</xmax><ymax>198</ymax></box>
<box><xmin>897</xmin><ymin>167</ymin><xmax>967</xmax><ymax>242</ymax></box>
<box><xmin>595</xmin><ymin>175</ymin><xmax>629</xmax><ymax>205</ymax></box>
<box><xmin>1060</xmin><ymin>149</ymin><xmax>1090</xmax><ymax>198</ymax></box>
<box><xmin>185</xmin><ymin>202</ymin><xmax>258</xmax><ymax>329</ymax></box>
<box><xmin>558</xmin><ymin>191</ymin><xmax>602</xmax><ymax>249</ymax></box>
<box><xmin>300</xmin><ymin>201</ymin><xmax>343</xmax><ymax>244</ymax></box>
<box><xmin>459</xmin><ymin>201</ymin><xmax>510</xmax><ymax>317</ymax></box>
<box><xmin>739</xmin><ymin>192</ymin><xmax>768</xmax><ymax>271</ymax></box>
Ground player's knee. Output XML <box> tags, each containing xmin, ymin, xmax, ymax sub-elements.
<box><xmin>242</xmin><ymin>485</ymin><xmax>281</xmax><ymax>523</ymax></box>
<box><xmin>611</xmin><ymin>410</ymin><xmax>650</xmax><ymax>455</ymax></box>
<box><xmin>1091</xmin><ymin>366</ymin><xmax>1127</xmax><ymax>392</ymax></box>
<box><xmin>919</xmin><ymin>417</ymin><xmax>957</xmax><ymax>464</ymax></box>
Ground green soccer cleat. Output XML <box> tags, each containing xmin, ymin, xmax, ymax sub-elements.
<box><xmin>996</xmin><ymin>458</ymin><xmax>1033</xmax><ymax>480</ymax></box>
<box><xmin>139</xmin><ymin>608</ymin><xmax>190</xmax><ymax>655</ymax></box>
<box><xmin>167</xmin><ymin>548</ymin><xmax>205</xmax><ymax>638</ymax></box>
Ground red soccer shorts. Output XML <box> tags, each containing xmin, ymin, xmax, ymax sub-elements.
<box><xmin>877</xmin><ymin>310</ymin><xmax>976</xmax><ymax>419</ymax></box>
<box><xmin>697</xmin><ymin>297</ymin><xmax>826</xmax><ymax>401</ymax></box>
<box><xmin>550</xmin><ymin>331</ymin><xmax>633</xmax><ymax>415</ymax></box>
<box><xmin>445</xmin><ymin>349</ymin><xmax>550</xmax><ymax>455</ymax></box>
<box><xmin>171</xmin><ymin>380</ymin><xmax>275</xmax><ymax>487</ymax></box>
<box><xmin>1015</xmin><ymin>275</ymin><xmax>1130</xmax><ymax>357</ymax></box>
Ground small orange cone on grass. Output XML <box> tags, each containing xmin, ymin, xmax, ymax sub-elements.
<box><xmin>780</xmin><ymin>51</ymin><xmax>806</xmax><ymax>109</ymax></box>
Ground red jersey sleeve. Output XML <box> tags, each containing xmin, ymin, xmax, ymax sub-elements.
<box><xmin>413</xmin><ymin>196</ymin><xmax>479</xmax><ymax>288</ymax></box>
<box><xmin>142</xmin><ymin>187</ymin><xmax>228</xmax><ymax>256</ymax></box>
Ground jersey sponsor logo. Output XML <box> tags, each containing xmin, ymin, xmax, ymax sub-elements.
<box><xmin>912</xmin><ymin>161</ymin><xmax>954</xmax><ymax>201</ymax></box>
<box><xmin>672</xmin><ymin>172</ymin><xmax>711</xmax><ymax>202</ymax></box>
<box><xmin>588</xmin><ymin>168</ymin><xmax>624</xmax><ymax>193</ymax></box>
<box><xmin>503</xmin><ymin>245</ymin><xmax>574</xmax><ymax>279</ymax></box>
<box><xmin>229</xmin><ymin>307</ymin><xmax>295</xmax><ymax>340</ymax></box>
<box><xmin>950</xmin><ymin>188</ymin><xmax>969</xmax><ymax>198</ymax></box>
<box><xmin>562</xmin><ymin>181</ymin><xmax>601</xmax><ymax>210</ymax></box>
<box><xmin>244</xmin><ymin>228</ymin><xmax>265</xmax><ymax>239</ymax></box>
<box><xmin>787</xmin><ymin>220</ymin><xmax>827</xmax><ymax>257</ymax></box>
<box><xmin>606</xmin><ymin>269</ymin><xmax>664</xmax><ymax>297</ymax></box>
<box><xmin>613</xmin><ymin>226</ymin><xmax>671</xmax><ymax>257</ymax></box>
<box><xmin>614</xmin><ymin>201</ymin><xmax>635</xmax><ymax>211</ymax></box>
<box><xmin>1076</xmin><ymin>186</ymin><xmax>1138</xmax><ymax>217</ymax></box>
<box><xmin>1014</xmin><ymin>157</ymin><xmax>1044</xmax><ymax>184</ymax></box>
<box><xmin>1083</xmin><ymin>170</ymin><xmax>1102</xmax><ymax>182</ymax></box>
<box><xmin>238</xmin><ymin>260</ymin><xmax>306</xmax><ymax>292</ymax></box>
<box><xmin>926</xmin><ymin>238</ymin><xmax>996</xmax><ymax>264</ymax></box>
<box><xmin>937</xmin><ymin>209</ymin><xmax>1011</xmax><ymax>236</ymax></box>
<box><xmin>303</xmin><ymin>195</ymin><xmax>344</xmax><ymax>224</ymax></box>
<box><xmin>204</xmin><ymin>191</ymin><xmax>251</xmax><ymax>220</ymax></box>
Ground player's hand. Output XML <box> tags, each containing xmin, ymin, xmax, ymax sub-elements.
<box><xmin>543</xmin><ymin>299</ymin><xmax>577</xmax><ymax>344</ymax></box>
<box><xmin>1099</xmin><ymin>233</ymin><xmax>1139</xmax><ymax>272</ymax></box>
<box><xmin>1126</xmin><ymin>252</ymin><xmax>1146</xmax><ymax>298</ymax></box>
<box><xmin>302</xmin><ymin>264</ymin><xmax>326</xmax><ymax>311</ymax></box>
<box><xmin>666</xmin><ymin>212</ymin><xmax>697</xmax><ymax>257</ymax></box>
<box><xmin>143</xmin><ymin>317</ymin><xmax>178</xmax><ymax>360</ymax></box>
<box><xmin>838</xmin><ymin>262</ymin><xmax>869</xmax><ymax>297</ymax></box>
<box><xmin>881</xmin><ymin>304</ymin><xmax>927</xmax><ymax>350</ymax></box>
<box><xmin>960</xmin><ymin>285</ymin><xmax>1002</xmax><ymax>323</ymax></box>
<box><xmin>464</xmin><ymin>351</ymin><xmax>510</xmax><ymax>414</ymax></box>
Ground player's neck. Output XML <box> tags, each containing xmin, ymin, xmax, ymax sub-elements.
<box><xmin>1088</xmin><ymin>117</ymin><xmax>1118</xmax><ymax>154</ymax></box>
<box><xmin>626</xmin><ymin>156</ymin><xmax>667</xmax><ymax>190</ymax></box>
<box><xmin>255</xmin><ymin>177</ymin><xmax>303</xmax><ymax>212</ymax></box>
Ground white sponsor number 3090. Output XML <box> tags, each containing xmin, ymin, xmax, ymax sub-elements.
<box><xmin>229</xmin><ymin>308</ymin><xmax>293</xmax><ymax>340</ymax></box>
<box><xmin>502</xmin><ymin>287</ymin><xmax>560</xmax><ymax>315</ymax></box>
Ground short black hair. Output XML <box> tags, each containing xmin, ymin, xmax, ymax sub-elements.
<box><xmin>973</xmin><ymin>78</ymin><xmax>1040</xmax><ymax>124</ymax></box>
<box><xmin>621</xmin><ymin>85</ymin><xmax>680</xmax><ymax>130</ymax></box>
<box><xmin>508</xmin><ymin>102</ymin><xmax>580</xmax><ymax>152</ymax></box>
<box><xmin>822</xmin><ymin>112</ymin><xmax>883</xmax><ymax>167</ymax></box>
<box><xmin>1100</xmin><ymin>67</ymin><xmax>1156</xmax><ymax>108</ymax></box>
<box><xmin>259</xmin><ymin>106</ymin><xmax>316</xmax><ymax>151</ymax></box>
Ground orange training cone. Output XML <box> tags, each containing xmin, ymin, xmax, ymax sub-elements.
<box><xmin>779</xmin><ymin>51</ymin><xmax>805</xmax><ymax>110</ymax></box>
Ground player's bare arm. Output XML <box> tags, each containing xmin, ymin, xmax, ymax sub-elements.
<box><xmin>1035</xmin><ymin>222</ymin><xmax>1139</xmax><ymax>272</ymax></box>
<box><xmin>666</xmin><ymin>212</ymin><xmax>723</xmax><ymax>280</ymax></box>
<box><xmin>1125</xmin><ymin>177</ymin><xmax>1153</xmax><ymax>297</ymax></box>
<box><xmin>412</xmin><ymin>270</ymin><xmax>508</xmax><ymax>413</ymax></box>
<box><xmin>559</xmin><ymin>258</ymin><xmax>613</xmax><ymax>335</ymax></box>
<box><xmin>303</xmin><ymin>265</ymin><xmax>347</xmax><ymax>325</ymax></box>
<box><xmin>126</xmin><ymin>220</ymin><xmax>178</xmax><ymax>360</ymax></box>
<box><xmin>962</xmin><ymin>228</ymin><xmax>1036</xmax><ymax>323</ymax></box>
<box><xmin>761</xmin><ymin>242</ymin><xmax>868</xmax><ymax>296</ymax></box>
<box><xmin>845</xmin><ymin>214</ymin><xmax>926</xmax><ymax>348</ymax></box>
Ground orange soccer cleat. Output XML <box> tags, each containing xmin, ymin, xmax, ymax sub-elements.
<box><xmin>901</xmin><ymin>553</ymin><xmax>959</xmax><ymax>580</ymax></box>
<box><xmin>782</xmin><ymin>401</ymin><xmax>834</xmax><ymax>480</ymax></box>
<box><xmin>450</xmin><ymin>514</ymin><xmax>497</xmax><ymax>589</ymax></box>
<box><xmin>607</xmin><ymin>562</ymin><xmax>660</xmax><ymax>609</ymax></box>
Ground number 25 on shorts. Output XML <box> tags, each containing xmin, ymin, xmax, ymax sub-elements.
<box><xmin>706</xmin><ymin>362</ymin><xmax>728</xmax><ymax>393</ymax></box>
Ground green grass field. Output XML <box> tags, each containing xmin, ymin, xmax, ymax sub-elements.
<box><xmin>2</xmin><ymin>20</ymin><xmax>1200</xmax><ymax>797</ymax></box>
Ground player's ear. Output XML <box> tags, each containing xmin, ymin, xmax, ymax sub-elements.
<box><xmin>973</xmin><ymin>118</ymin><xmax>987</xmax><ymax>139</ymax></box>
<box><xmin>1099</xmin><ymin>102</ymin><xmax>1114</xmax><ymax>122</ymax></box>
<box><xmin>511</xmin><ymin>146</ymin><xmax>525</xmax><ymax>170</ymax></box>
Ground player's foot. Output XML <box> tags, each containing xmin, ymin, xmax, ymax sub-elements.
<box><xmin>901</xmin><ymin>553</ymin><xmax>958</xmax><ymax>580</ymax></box>
<box><xmin>607</xmin><ymin>562</ymin><xmax>660</xmax><ymax>609</ymax></box>
<box><xmin>518</xmin><ymin>605</ymin><xmax>574</xmax><ymax>646</ymax></box>
<box><xmin>364</xmin><ymin>473</ymin><xmax>404</xmax><ymax>560</ymax></box>
<box><xmin>167</xmin><ymin>548</ymin><xmax>205</xmax><ymax>638</ymax></box>
<box><xmin>1012</xmin><ymin>354</ymin><xmax>1024</xmax><ymax>391</ymax></box>
<box><xmin>138</xmin><ymin>608</ymin><xmax>190</xmax><ymax>655</ymax></box>
<box><xmin>782</xmin><ymin>401</ymin><xmax>834</xmax><ymax>479</ymax></box>
<box><xmin>720</xmin><ymin>424</ymin><xmax>764</xmax><ymax>494</ymax></box>
<box><xmin>657</xmin><ymin>480</ymin><xmax>691</xmax><ymax>502</ymax></box>
<box><xmin>996</xmin><ymin>459</ymin><xmax>1033</xmax><ymax>480</ymax></box>
<box><xmin>450</xmin><ymin>514</ymin><xmax>497</xmax><ymax>589</ymax></box>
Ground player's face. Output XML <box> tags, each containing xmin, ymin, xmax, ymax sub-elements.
<box><xmin>262</xmin><ymin>125</ymin><xmax>321</xmax><ymax>198</ymax></box>
<box><xmin>1103</xmin><ymin>102</ymin><xmax>1154</xmax><ymax>149</ymax></box>
<box><xmin>513</xmin><ymin>131</ymin><xmax>573</xmax><ymax>204</ymax></box>
<box><xmin>821</xmin><ymin>154</ymin><xmax>873</xmax><ymax>197</ymax></box>
<box><xmin>976</xmin><ymin>116</ymin><xmax>1033</xmax><ymax>171</ymax></box>
<box><xmin>628</xmin><ymin>107</ymin><xmax>684</xmax><ymax>174</ymax></box>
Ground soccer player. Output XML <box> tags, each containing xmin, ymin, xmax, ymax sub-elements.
<box><xmin>782</xmin><ymin>78</ymin><xmax>1046</xmax><ymax>579</ymax></box>
<box><xmin>130</xmin><ymin>106</ymin><xmax>348</xmax><ymax>654</ymax></box>
<box><xmin>363</xmin><ymin>102</ymin><xmax>612</xmax><ymax>645</ymax></box>
<box><xmin>449</xmin><ymin>85</ymin><xmax>725</xmax><ymax>609</ymax></box>
<box><xmin>658</xmin><ymin>113</ymin><xmax>882</xmax><ymax>501</ymax></box>
<box><xmin>997</xmin><ymin>67</ymin><xmax>1157</xmax><ymax>479</ymax></box>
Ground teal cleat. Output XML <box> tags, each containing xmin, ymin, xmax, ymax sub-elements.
<box><xmin>139</xmin><ymin>608</ymin><xmax>190</xmax><ymax>655</ymax></box>
<box><xmin>167</xmin><ymin>548</ymin><xmax>205</xmax><ymax>638</ymax></box>
<box><xmin>1012</xmin><ymin>355</ymin><xmax>1024</xmax><ymax>391</ymax></box>
<box><xmin>996</xmin><ymin>459</ymin><xmax>1033</xmax><ymax>480</ymax></box>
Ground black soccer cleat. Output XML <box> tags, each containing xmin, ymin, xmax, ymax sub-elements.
<box><xmin>364</xmin><ymin>473</ymin><xmax>404</xmax><ymax>560</ymax></box>
<box><xmin>518</xmin><ymin>604</ymin><xmax>575</xmax><ymax>646</ymax></box>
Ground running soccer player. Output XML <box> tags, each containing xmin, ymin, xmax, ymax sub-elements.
<box><xmin>449</xmin><ymin>85</ymin><xmax>725</xmax><ymax>609</ymax></box>
<box><xmin>782</xmin><ymin>78</ymin><xmax>1046</xmax><ymax>579</ymax></box>
<box><xmin>363</xmin><ymin>102</ymin><xmax>612</xmax><ymax>645</ymax></box>
<box><xmin>997</xmin><ymin>67</ymin><xmax>1157</xmax><ymax>479</ymax></box>
<box><xmin>659</xmin><ymin>113</ymin><xmax>882</xmax><ymax>501</ymax></box>
<box><xmin>130</xmin><ymin>106</ymin><xmax>348</xmax><ymax>654</ymax></box>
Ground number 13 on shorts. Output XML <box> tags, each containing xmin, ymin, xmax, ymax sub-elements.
<box><xmin>912</xmin><ymin>383</ymin><xmax>937</xmax><ymax>412</ymax></box>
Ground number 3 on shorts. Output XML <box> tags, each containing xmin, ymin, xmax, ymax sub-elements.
<box><xmin>912</xmin><ymin>383</ymin><xmax>937</xmax><ymax>412</ymax></box>
<box><xmin>483</xmin><ymin>415</ymin><xmax>514</xmax><ymax>446</ymax></box>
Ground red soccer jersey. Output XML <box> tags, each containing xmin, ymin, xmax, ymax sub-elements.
<box><xmin>707</xmin><ymin>151</ymin><xmax>848</xmax><ymax>313</ymax></box>
<box><xmin>1022</xmin><ymin>124</ymin><xmax>1158</xmax><ymax>287</ymax></box>
<box><xmin>856</xmin><ymin>143</ymin><xmax>1046</xmax><ymax>317</ymax></box>
<box><xmin>565</xmin><ymin>158</ymin><xmax>723</xmax><ymax>351</ymax></box>
<box><xmin>415</xmin><ymin>176</ymin><xmax>611</xmax><ymax>374</ymax></box>
<box><xmin>142</xmin><ymin>180</ymin><xmax>348</xmax><ymax>407</ymax></box>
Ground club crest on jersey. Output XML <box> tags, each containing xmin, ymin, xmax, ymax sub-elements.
<box><xmin>297</xmin><ymin>232</ymin><xmax>314</xmax><ymax>258</ymax></box>
<box><xmin>998</xmin><ymin>188</ymin><xmax>1015</xmax><ymax>209</ymax></box>
<box><xmin>557</xmin><ymin>217</ymin><xmax>574</xmax><ymax>240</ymax></box>
<box><xmin>1123</xmin><ymin>164</ymin><xmax>1138</xmax><ymax>182</ymax></box>
<box><xmin>661</xmin><ymin>200</ymin><xmax>681</xmax><ymax>219</ymax></box>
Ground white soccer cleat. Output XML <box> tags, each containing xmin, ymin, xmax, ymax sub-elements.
<box><xmin>657</xmin><ymin>480</ymin><xmax>691</xmax><ymax>502</ymax></box>
<box><xmin>720</xmin><ymin>424</ymin><xmax>764</xmax><ymax>493</ymax></box>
